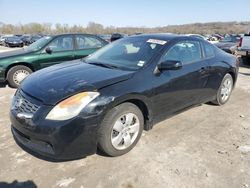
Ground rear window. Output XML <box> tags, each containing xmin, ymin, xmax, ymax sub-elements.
<box><xmin>203</xmin><ymin>42</ymin><xmax>215</xmax><ymax>58</ymax></box>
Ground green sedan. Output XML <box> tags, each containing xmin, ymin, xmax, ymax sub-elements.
<box><xmin>0</xmin><ymin>34</ymin><xmax>108</xmax><ymax>88</ymax></box>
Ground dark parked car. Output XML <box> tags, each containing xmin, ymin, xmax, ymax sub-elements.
<box><xmin>10</xmin><ymin>34</ymin><xmax>239</xmax><ymax>160</ymax></box>
<box><xmin>185</xmin><ymin>34</ymin><xmax>206</xmax><ymax>40</ymax></box>
<box><xmin>110</xmin><ymin>33</ymin><xmax>125</xmax><ymax>42</ymax></box>
<box><xmin>215</xmin><ymin>35</ymin><xmax>241</xmax><ymax>53</ymax></box>
<box><xmin>29</xmin><ymin>35</ymin><xmax>43</xmax><ymax>45</ymax></box>
<box><xmin>4</xmin><ymin>36</ymin><xmax>24</xmax><ymax>47</ymax></box>
<box><xmin>21</xmin><ymin>35</ymin><xmax>31</xmax><ymax>45</ymax></box>
<box><xmin>15</xmin><ymin>34</ymin><xmax>23</xmax><ymax>37</ymax></box>
<box><xmin>22</xmin><ymin>35</ymin><xmax>43</xmax><ymax>45</ymax></box>
<box><xmin>0</xmin><ymin>34</ymin><xmax>108</xmax><ymax>87</ymax></box>
<box><xmin>97</xmin><ymin>34</ymin><xmax>111</xmax><ymax>42</ymax></box>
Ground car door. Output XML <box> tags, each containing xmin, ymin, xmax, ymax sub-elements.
<box><xmin>200</xmin><ymin>41</ymin><xmax>219</xmax><ymax>100</ymax></box>
<box><xmin>151</xmin><ymin>40</ymin><xmax>209</xmax><ymax>121</ymax></box>
<box><xmin>74</xmin><ymin>35</ymin><xmax>105</xmax><ymax>59</ymax></box>
<box><xmin>37</xmin><ymin>35</ymin><xmax>75</xmax><ymax>68</ymax></box>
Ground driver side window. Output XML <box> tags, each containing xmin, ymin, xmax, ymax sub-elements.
<box><xmin>47</xmin><ymin>36</ymin><xmax>73</xmax><ymax>52</ymax></box>
<box><xmin>162</xmin><ymin>41</ymin><xmax>202</xmax><ymax>65</ymax></box>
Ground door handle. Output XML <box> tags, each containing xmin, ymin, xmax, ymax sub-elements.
<box><xmin>199</xmin><ymin>67</ymin><xmax>207</xmax><ymax>74</ymax></box>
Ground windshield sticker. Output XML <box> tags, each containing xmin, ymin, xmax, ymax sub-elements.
<box><xmin>137</xmin><ymin>61</ymin><xmax>145</xmax><ymax>67</ymax></box>
<box><xmin>147</xmin><ymin>39</ymin><xmax>167</xmax><ymax>45</ymax></box>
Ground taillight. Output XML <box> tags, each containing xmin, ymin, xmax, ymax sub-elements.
<box><xmin>238</xmin><ymin>37</ymin><xmax>243</xmax><ymax>47</ymax></box>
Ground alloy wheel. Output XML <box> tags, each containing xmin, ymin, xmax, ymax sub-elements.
<box><xmin>220</xmin><ymin>77</ymin><xmax>233</xmax><ymax>102</ymax></box>
<box><xmin>111</xmin><ymin>113</ymin><xmax>140</xmax><ymax>150</ymax></box>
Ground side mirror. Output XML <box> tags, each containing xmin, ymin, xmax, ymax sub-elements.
<box><xmin>157</xmin><ymin>60</ymin><xmax>182</xmax><ymax>71</ymax></box>
<box><xmin>45</xmin><ymin>47</ymin><xmax>52</xmax><ymax>54</ymax></box>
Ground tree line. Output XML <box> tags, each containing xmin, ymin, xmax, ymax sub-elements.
<box><xmin>0</xmin><ymin>21</ymin><xmax>249</xmax><ymax>35</ymax></box>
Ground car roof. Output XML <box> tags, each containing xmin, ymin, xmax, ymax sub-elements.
<box><xmin>127</xmin><ymin>33</ymin><xmax>201</xmax><ymax>42</ymax></box>
<box><xmin>50</xmin><ymin>33</ymin><xmax>100</xmax><ymax>37</ymax></box>
<box><xmin>42</xmin><ymin>33</ymin><xmax>204</xmax><ymax>42</ymax></box>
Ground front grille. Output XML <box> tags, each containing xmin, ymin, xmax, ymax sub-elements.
<box><xmin>13</xmin><ymin>90</ymin><xmax>40</xmax><ymax>114</ymax></box>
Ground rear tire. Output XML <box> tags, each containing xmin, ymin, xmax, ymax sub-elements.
<box><xmin>7</xmin><ymin>65</ymin><xmax>32</xmax><ymax>88</ymax></box>
<box><xmin>98</xmin><ymin>103</ymin><xmax>144</xmax><ymax>157</ymax></box>
<box><xmin>212</xmin><ymin>73</ymin><xmax>233</xmax><ymax>105</ymax></box>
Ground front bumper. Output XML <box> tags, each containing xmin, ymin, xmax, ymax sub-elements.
<box><xmin>10</xmin><ymin>91</ymin><xmax>100</xmax><ymax>160</ymax></box>
<box><xmin>0</xmin><ymin>67</ymin><xmax>6</xmax><ymax>83</ymax></box>
<box><xmin>11</xmin><ymin>112</ymin><xmax>99</xmax><ymax>160</ymax></box>
<box><xmin>6</xmin><ymin>42</ymin><xmax>23</xmax><ymax>47</ymax></box>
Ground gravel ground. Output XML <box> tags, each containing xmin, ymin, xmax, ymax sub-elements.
<box><xmin>0</xmin><ymin>49</ymin><xmax>250</xmax><ymax>187</ymax></box>
<box><xmin>0</xmin><ymin>46</ymin><xmax>22</xmax><ymax>53</ymax></box>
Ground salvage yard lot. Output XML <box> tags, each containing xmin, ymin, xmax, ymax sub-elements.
<box><xmin>0</xmin><ymin>48</ymin><xmax>250</xmax><ymax>187</ymax></box>
<box><xmin>0</xmin><ymin>45</ymin><xmax>21</xmax><ymax>52</ymax></box>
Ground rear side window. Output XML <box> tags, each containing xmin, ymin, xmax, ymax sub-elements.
<box><xmin>162</xmin><ymin>41</ymin><xmax>202</xmax><ymax>65</ymax></box>
<box><xmin>76</xmin><ymin>35</ymin><xmax>103</xmax><ymax>49</ymax></box>
<box><xmin>204</xmin><ymin>42</ymin><xmax>215</xmax><ymax>58</ymax></box>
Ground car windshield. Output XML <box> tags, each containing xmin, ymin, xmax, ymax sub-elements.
<box><xmin>22</xmin><ymin>36</ymin><xmax>30</xmax><ymax>39</ymax></box>
<box><xmin>7</xmin><ymin>36</ymin><xmax>20</xmax><ymax>40</ymax></box>
<box><xmin>25</xmin><ymin>36</ymin><xmax>52</xmax><ymax>51</ymax></box>
<box><xmin>2</xmin><ymin>36</ymin><xmax>9</xmax><ymax>39</ymax></box>
<box><xmin>98</xmin><ymin>34</ymin><xmax>111</xmax><ymax>40</ymax></box>
<box><xmin>32</xmin><ymin>36</ymin><xmax>42</xmax><ymax>40</ymax></box>
<box><xmin>84</xmin><ymin>37</ymin><xmax>166</xmax><ymax>71</ymax></box>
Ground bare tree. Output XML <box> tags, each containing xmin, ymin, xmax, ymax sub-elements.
<box><xmin>0</xmin><ymin>21</ymin><xmax>249</xmax><ymax>35</ymax></box>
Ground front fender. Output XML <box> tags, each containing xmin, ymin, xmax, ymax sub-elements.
<box><xmin>81</xmin><ymin>93</ymin><xmax>154</xmax><ymax>130</ymax></box>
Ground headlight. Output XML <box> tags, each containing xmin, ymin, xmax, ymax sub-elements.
<box><xmin>46</xmin><ymin>91</ymin><xmax>99</xmax><ymax>121</ymax></box>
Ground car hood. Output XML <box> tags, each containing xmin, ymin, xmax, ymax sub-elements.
<box><xmin>7</xmin><ymin>39</ymin><xmax>22</xmax><ymax>42</ymax></box>
<box><xmin>0</xmin><ymin>49</ymin><xmax>30</xmax><ymax>59</ymax></box>
<box><xmin>21</xmin><ymin>60</ymin><xmax>134</xmax><ymax>105</ymax></box>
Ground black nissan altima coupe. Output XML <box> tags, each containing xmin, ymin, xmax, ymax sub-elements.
<box><xmin>10</xmin><ymin>34</ymin><xmax>239</xmax><ymax>160</ymax></box>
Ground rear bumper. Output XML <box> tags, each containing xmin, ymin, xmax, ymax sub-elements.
<box><xmin>236</xmin><ymin>49</ymin><xmax>249</xmax><ymax>57</ymax></box>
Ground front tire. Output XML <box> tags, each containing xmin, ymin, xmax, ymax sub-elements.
<box><xmin>98</xmin><ymin>103</ymin><xmax>144</xmax><ymax>157</ymax></box>
<box><xmin>7</xmin><ymin>65</ymin><xmax>32</xmax><ymax>88</ymax></box>
<box><xmin>212</xmin><ymin>73</ymin><xmax>233</xmax><ymax>105</ymax></box>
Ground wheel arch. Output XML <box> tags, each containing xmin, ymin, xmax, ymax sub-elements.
<box><xmin>101</xmin><ymin>95</ymin><xmax>154</xmax><ymax>131</ymax></box>
<box><xmin>5</xmin><ymin>62</ymin><xmax>34</xmax><ymax>77</ymax></box>
<box><xmin>227</xmin><ymin>71</ymin><xmax>236</xmax><ymax>86</ymax></box>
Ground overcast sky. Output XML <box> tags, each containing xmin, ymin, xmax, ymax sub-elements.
<box><xmin>0</xmin><ymin>0</ymin><xmax>249</xmax><ymax>27</ymax></box>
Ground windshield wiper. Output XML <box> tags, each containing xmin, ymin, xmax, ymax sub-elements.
<box><xmin>88</xmin><ymin>62</ymin><xmax>119</xmax><ymax>69</ymax></box>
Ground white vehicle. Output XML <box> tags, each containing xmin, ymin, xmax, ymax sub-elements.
<box><xmin>0</xmin><ymin>36</ymin><xmax>7</xmax><ymax>45</ymax></box>
<box><xmin>207</xmin><ymin>36</ymin><xmax>220</xmax><ymax>44</ymax></box>
<box><xmin>0</xmin><ymin>34</ymin><xmax>14</xmax><ymax>46</ymax></box>
<box><xmin>236</xmin><ymin>29</ymin><xmax>250</xmax><ymax>64</ymax></box>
